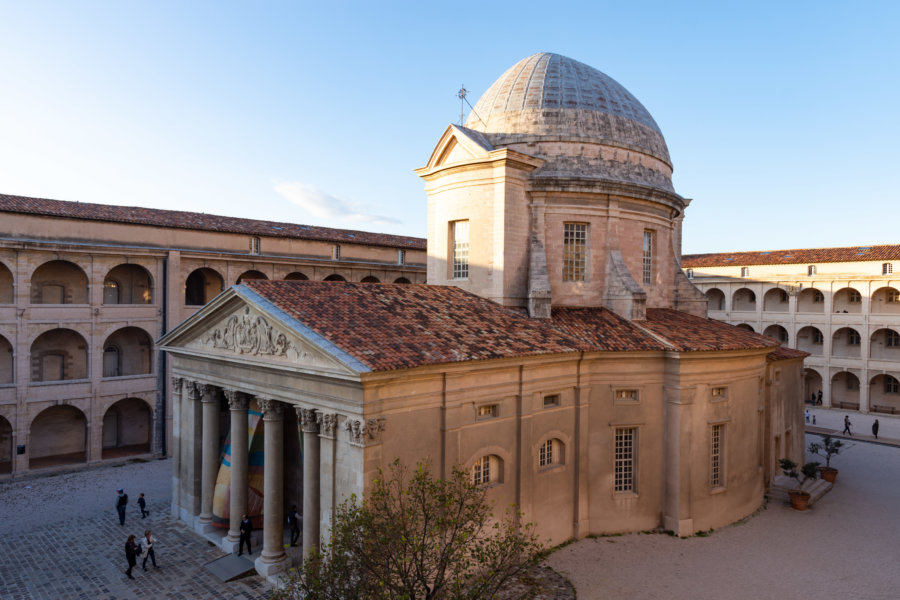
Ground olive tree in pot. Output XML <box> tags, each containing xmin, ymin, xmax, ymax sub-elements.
<box><xmin>808</xmin><ymin>434</ymin><xmax>843</xmax><ymax>483</ymax></box>
<box><xmin>779</xmin><ymin>458</ymin><xmax>820</xmax><ymax>511</ymax></box>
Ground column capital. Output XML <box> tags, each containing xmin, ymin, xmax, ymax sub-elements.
<box><xmin>258</xmin><ymin>398</ymin><xmax>284</xmax><ymax>420</ymax></box>
<box><xmin>345</xmin><ymin>417</ymin><xmax>386</xmax><ymax>446</ymax></box>
<box><xmin>296</xmin><ymin>407</ymin><xmax>319</xmax><ymax>433</ymax></box>
<box><xmin>199</xmin><ymin>383</ymin><xmax>218</xmax><ymax>402</ymax></box>
<box><xmin>316</xmin><ymin>412</ymin><xmax>339</xmax><ymax>438</ymax></box>
<box><xmin>170</xmin><ymin>376</ymin><xmax>184</xmax><ymax>391</ymax></box>
<box><xmin>186</xmin><ymin>381</ymin><xmax>201</xmax><ymax>402</ymax></box>
<box><xmin>224</xmin><ymin>389</ymin><xmax>250</xmax><ymax>411</ymax></box>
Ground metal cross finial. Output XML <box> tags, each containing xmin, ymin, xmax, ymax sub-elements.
<box><xmin>457</xmin><ymin>84</ymin><xmax>468</xmax><ymax>126</ymax></box>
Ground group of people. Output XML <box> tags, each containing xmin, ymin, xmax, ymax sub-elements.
<box><xmin>803</xmin><ymin>411</ymin><xmax>882</xmax><ymax>439</ymax></box>
<box><xmin>236</xmin><ymin>504</ymin><xmax>301</xmax><ymax>558</ymax></box>
<box><xmin>116</xmin><ymin>488</ymin><xmax>158</xmax><ymax>579</ymax></box>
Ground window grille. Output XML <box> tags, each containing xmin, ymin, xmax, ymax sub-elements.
<box><xmin>884</xmin><ymin>263</ymin><xmax>894</xmax><ymax>275</ymax></box>
<box><xmin>614</xmin><ymin>428</ymin><xmax>636</xmax><ymax>493</ymax></box>
<box><xmin>398</xmin><ymin>250</ymin><xmax>406</xmax><ymax>265</ymax></box>
<box><xmin>472</xmin><ymin>455</ymin><xmax>496</xmax><ymax>485</ymax></box>
<box><xmin>887</xmin><ymin>330</ymin><xmax>900</xmax><ymax>347</ymax></box>
<box><xmin>711</xmin><ymin>387</ymin><xmax>727</xmax><ymax>399</ymax></box>
<box><xmin>710</xmin><ymin>424</ymin><xmax>724</xmax><ymax>487</ymax></box>
<box><xmin>813</xmin><ymin>330</ymin><xmax>824</xmax><ymax>344</ymax></box>
<box><xmin>543</xmin><ymin>394</ymin><xmax>560</xmax><ymax>408</ymax></box>
<box><xmin>885</xmin><ymin>376</ymin><xmax>899</xmax><ymax>395</ymax></box>
<box><xmin>813</xmin><ymin>291</ymin><xmax>824</xmax><ymax>303</ymax></box>
<box><xmin>451</xmin><ymin>221</ymin><xmax>469</xmax><ymax>279</ymax></box>
<box><xmin>888</xmin><ymin>290</ymin><xmax>900</xmax><ymax>303</ymax></box>
<box><xmin>250</xmin><ymin>237</ymin><xmax>260</xmax><ymax>254</ymax></box>
<box><xmin>563</xmin><ymin>223</ymin><xmax>587</xmax><ymax>281</ymax></box>
<box><xmin>741</xmin><ymin>267</ymin><xmax>749</xmax><ymax>278</ymax></box>
<box><xmin>476</xmin><ymin>404</ymin><xmax>498</xmax><ymax>419</ymax></box>
<box><xmin>539</xmin><ymin>439</ymin><xmax>555</xmax><ymax>467</ymax></box>
<box><xmin>686</xmin><ymin>268</ymin><xmax>694</xmax><ymax>279</ymax></box>
<box><xmin>849</xmin><ymin>290</ymin><xmax>862</xmax><ymax>303</ymax></box>
<box><xmin>848</xmin><ymin>330</ymin><xmax>861</xmax><ymax>345</ymax></box>
<box><xmin>332</xmin><ymin>245</ymin><xmax>341</xmax><ymax>260</ymax></box>
<box><xmin>808</xmin><ymin>265</ymin><xmax>816</xmax><ymax>276</ymax></box>
<box><xmin>615</xmin><ymin>389</ymin><xmax>639</xmax><ymax>402</ymax></box>
<box><xmin>642</xmin><ymin>231</ymin><xmax>653</xmax><ymax>285</ymax></box>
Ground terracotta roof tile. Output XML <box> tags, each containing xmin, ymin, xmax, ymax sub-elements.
<box><xmin>639</xmin><ymin>308</ymin><xmax>779</xmax><ymax>352</ymax></box>
<box><xmin>767</xmin><ymin>346</ymin><xmax>809</xmax><ymax>362</ymax></box>
<box><xmin>683</xmin><ymin>244</ymin><xmax>900</xmax><ymax>268</ymax></box>
<box><xmin>550</xmin><ymin>307</ymin><xmax>666</xmax><ymax>351</ymax></box>
<box><xmin>244</xmin><ymin>281</ymin><xmax>592</xmax><ymax>371</ymax></box>
<box><xmin>0</xmin><ymin>193</ymin><xmax>426</xmax><ymax>250</ymax></box>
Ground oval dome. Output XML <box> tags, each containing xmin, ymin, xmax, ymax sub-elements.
<box><xmin>465</xmin><ymin>53</ymin><xmax>671</xmax><ymax>172</ymax></box>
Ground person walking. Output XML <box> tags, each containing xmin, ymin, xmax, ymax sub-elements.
<box><xmin>287</xmin><ymin>504</ymin><xmax>300</xmax><ymax>547</ymax></box>
<box><xmin>125</xmin><ymin>534</ymin><xmax>139</xmax><ymax>579</ymax></box>
<box><xmin>238</xmin><ymin>514</ymin><xmax>253</xmax><ymax>556</ymax></box>
<box><xmin>116</xmin><ymin>489</ymin><xmax>128</xmax><ymax>526</ymax></box>
<box><xmin>805</xmin><ymin>409</ymin><xmax>810</xmax><ymax>423</ymax></box>
<box><xmin>141</xmin><ymin>529</ymin><xmax>159</xmax><ymax>570</ymax></box>
<box><xmin>817</xmin><ymin>390</ymin><xmax>823</xmax><ymax>405</ymax></box>
<box><xmin>843</xmin><ymin>415</ymin><xmax>852</xmax><ymax>436</ymax></box>
<box><xmin>872</xmin><ymin>419</ymin><xmax>880</xmax><ymax>439</ymax></box>
<box><xmin>138</xmin><ymin>493</ymin><xmax>149</xmax><ymax>518</ymax></box>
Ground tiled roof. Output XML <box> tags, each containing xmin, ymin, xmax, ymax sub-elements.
<box><xmin>0</xmin><ymin>193</ymin><xmax>426</xmax><ymax>250</ymax></box>
<box><xmin>550</xmin><ymin>307</ymin><xmax>666</xmax><ymax>351</ymax></box>
<box><xmin>639</xmin><ymin>308</ymin><xmax>779</xmax><ymax>352</ymax></box>
<box><xmin>244</xmin><ymin>281</ymin><xmax>592</xmax><ymax>371</ymax></box>
<box><xmin>767</xmin><ymin>346</ymin><xmax>809</xmax><ymax>362</ymax></box>
<box><xmin>683</xmin><ymin>245</ymin><xmax>900</xmax><ymax>268</ymax></box>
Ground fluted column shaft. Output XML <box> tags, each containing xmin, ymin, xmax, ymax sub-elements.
<box><xmin>298</xmin><ymin>407</ymin><xmax>320</xmax><ymax>557</ymax></box>
<box><xmin>225</xmin><ymin>390</ymin><xmax>250</xmax><ymax>542</ymax></box>
<box><xmin>259</xmin><ymin>398</ymin><xmax>286</xmax><ymax>565</ymax></box>
<box><xmin>199</xmin><ymin>384</ymin><xmax>220</xmax><ymax>524</ymax></box>
<box><xmin>170</xmin><ymin>376</ymin><xmax>183</xmax><ymax>518</ymax></box>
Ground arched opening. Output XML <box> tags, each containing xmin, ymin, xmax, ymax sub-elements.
<box><xmin>872</xmin><ymin>287</ymin><xmax>900</xmax><ymax>315</ymax></box>
<box><xmin>706</xmin><ymin>288</ymin><xmax>725</xmax><ymax>311</ymax></box>
<box><xmin>360</xmin><ymin>276</ymin><xmax>381</xmax><ymax>283</ymax></box>
<box><xmin>0</xmin><ymin>334</ymin><xmax>12</xmax><ymax>384</ymax></box>
<box><xmin>870</xmin><ymin>328</ymin><xmax>900</xmax><ymax>360</ymax></box>
<box><xmin>31</xmin><ymin>260</ymin><xmax>88</xmax><ymax>304</ymax></box>
<box><xmin>236</xmin><ymin>270</ymin><xmax>268</xmax><ymax>284</ymax></box>
<box><xmin>869</xmin><ymin>374</ymin><xmax>900</xmax><ymax>414</ymax></box>
<box><xmin>0</xmin><ymin>261</ymin><xmax>13</xmax><ymax>304</ymax></box>
<box><xmin>832</xmin><ymin>327</ymin><xmax>862</xmax><ymax>358</ymax></box>
<box><xmin>0</xmin><ymin>415</ymin><xmax>11</xmax><ymax>474</ymax></box>
<box><xmin>538</xmin><ymin>438</ymin><xmax>565</xmax><ymax>468</ymax></box>
<box><xmin>185</xmin><ymin>268</ymin><xmax>224</xmax><ymax>305</ymax></box>
<box><xmin>472</xmin><ymin>454</ymin><xmax>503</xmax><ymax>486</ymax></box>
<box><xmin>102</xmin><ymin>327</ymin><xmax>153</xmax><ymax>377</ymax></box>
<box><xmin>324</xmin><ymin>274</ymin><xmax>346</xmax><ymax>282</ymax></box>
<box><xmin>393</xmin><ymin>277</ymin><xmax>412</xmax><ymax>284</ymax></box>
<box><xmin>831</xmin><ymin>372</ymin><xmax>860</xmax><ymax>410</ymax></box>
<box><xmin>796</xmin><ymin>326</ymin><xmax>824</xmax><ymax>356</ymax></box>
<box><xmin>763</xmin><ymin>288</ymin><xmax>790</xmax><ymax>312</ymax></box>
<box><xmin>833</xmin><ymin>287</ymin><xmax>862</xmax><ymax>314</ymax></box>
<box><xmin>732</xmin><ymin>288</ymin><xmax>756</xmax><ymax>312</ymax></box>
<box><xmin>763</xmin><ymin>324</ymin><xmax>789</xmax><ymax>344</ymax></box>
<box><xmin>102</xmin><ymin>397</ymin><xmax>152</xmax><ymax>458</ymax></box>
<box><xmin>283</xmin><ymin>272</ymin><xmax>309</xmax><ymax>281</ymax></box>
<box><xmin>803</xmin><ymin>368</ymin><xmax>823</xmax><ymax>405</ymax></box>
<box><xmin>797</xmin><ymin>288</ymin><xmax>826</xmax><ymax>313</ymax></box>
<box><xmin>735</xmin><ymin>323</ymin><xmax>755</xmax><ymax>332</ymax></box>
<box><xmin>30</xmin><ymin>329</ymin><xmax>88</xmax><ymax>381</ymax></box>
<box><xmin>104</xmin><ymin>264</ymin><xmax>152</xmax><ymax>304</ymax></box>
<box><xmin>29</xmin><ymin>405</ymin><xmax>86</xmax><ymax>469</ymax></box>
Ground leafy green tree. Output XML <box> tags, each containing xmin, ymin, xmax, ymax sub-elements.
<box><xmin>273</xmin><ymin>460</ymin><xmax>545</xmax><ymax>600</ymax></box>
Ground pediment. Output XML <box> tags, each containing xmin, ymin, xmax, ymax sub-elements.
<box><xmin>160</xmin><ymin>292</ymin><xmax>360</xmax><ymax>377</ymax></box>
<box><xmin>421</xmin><ymin>125</ymin><xmax>495</xmax><ymax>171</ymax></box>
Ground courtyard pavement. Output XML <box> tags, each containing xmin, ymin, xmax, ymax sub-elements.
<box><xmin>1</xmin><ymin>406</ymin><xmax>897</xmax><ymax>599</ymax></box>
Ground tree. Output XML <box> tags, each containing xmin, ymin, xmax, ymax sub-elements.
<box><xmin>273</xmin><ymin>460</ymin><xmax>546</xmax><ymax>600</ymax></box>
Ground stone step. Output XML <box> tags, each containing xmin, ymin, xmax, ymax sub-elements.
<box><xmin>770</xmin><ymin>475</ymin><xmax>833</xmax><ymax>506</ymax></box>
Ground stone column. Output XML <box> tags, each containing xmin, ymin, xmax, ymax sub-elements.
<box><xmin>256</xmin><ymin>398</ymin><xmax>289</xmax><ymax>576</ymax></box>
<box><xmin>297</xmin><ymin>407</ymin><xmax>320</xmax><ymax>558</ymax></box>
<box><xmin>225</xmin><ymin>390</ymin><xmax>250</xmax><ymax>545</ymax></box>
<box><xmin>170</xmin><ymin>376</ymin><xmax>183</xmax><ymax>518</ymax></box>
<box><xmin>317</xmin><ymin>412</ymin><xmax>338</xmax><ymax>547</ymax></box>
<box><xmin>180</xmin><ymin>381</ymin><xmax>203</xmax><ymax>521</ymax></box>
<box><xmin>198</xmin><ymin>383</ymin><xmax>220</xmax><ymax>530</ymax></box>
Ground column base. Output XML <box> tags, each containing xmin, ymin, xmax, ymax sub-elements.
<box><xmin>663</xmin><ymin>516</ymin><xmax>694</xmax><ymax>537</ymax></box>
<box><xmin>194</xmin><ymin>515</ymin><xmax>216</xmax><ymax>534</ymax></box>
<box><xmin>255</xmin><ymin>554</ymin><xmax>290</xmax><ymax>577</ymax></box>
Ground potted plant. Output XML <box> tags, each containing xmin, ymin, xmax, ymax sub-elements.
<box><xmin>778</xmin><ymin>458</ymin><xmax>820</xmax><ymax>511</ymax></box>
<box><xmin>808</xmin><ymin>434</ymin><xmax>843</xmax><ymax>483</ymax></box>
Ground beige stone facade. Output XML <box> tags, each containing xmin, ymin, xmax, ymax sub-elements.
<box><xmin>684</xmin><ymin>249</ymin><xmax>900</xmax><ymax>413</ymax></box>
<box><xmin>0</xmin><ymin>196</ymin><xmax>426</xmax><ymax>477</ymax></box>
<box><xmin>159</xmin><ymin>53</ymin><xmax>806</xmax><ymax>579</ymax></box>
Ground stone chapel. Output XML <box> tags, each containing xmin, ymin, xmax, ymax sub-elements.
<box><xmin>160</xmin><ymin>53</ymin><xmax>806</xmax><ymax>578</ymax></box>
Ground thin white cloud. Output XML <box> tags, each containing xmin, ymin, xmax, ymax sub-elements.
<box><xmin>274</xmin><ymin>181</ymin><xmax>401</xmax><ymax>225</ymax></box>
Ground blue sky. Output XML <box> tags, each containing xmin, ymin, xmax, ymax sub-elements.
<box><xmin>1</xmin><ymin>1</ymin><xmax>897</xmax><ymax>254</ymax></box>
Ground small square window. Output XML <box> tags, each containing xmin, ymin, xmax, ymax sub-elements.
<box><xmin>543</xmin><ymin>394</ymin><xmax>560</xmax><ymax>408</ymax></box>
<box><xmin>807</xmin><ymin>265</ymin><xmax>816</xmax><ymax>276</ymax></box>
<box><xmin>615</xmin><ymin>389</ymin><xmax>639</xmax><ymax>403</ymax></box>
<box><xmin>686</xmin><ymin>268</ymin><xmax>694</xmax><ymax>279</ymax></box>
<box><xmin>741</xmin><ymin>267</ymin><xmax>749</xmax><ymax>278</ymax></box>
<box><xmin>476</xmin><ymin>404</ymin><xmax>498</xmax><ymax>419</ymax></box>
<box><xmin>884</xmin><ymin>263</ymin><xmax>893</xmax><ymax>275</ymax></box>
<box><xmin>711</xmin><ymin>387</ymin><xmax>728</xmax><ymax>400</ymax></box>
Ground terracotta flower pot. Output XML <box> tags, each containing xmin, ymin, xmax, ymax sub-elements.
<box><xmin>819</xmin><ymin>466</ymin><xmax>838</xmax><ymax>483</ymax></box>
<box><xmin>788</xmin><ymin>490</ymin><xmax>811</xmax><ymax>511</ymax></box>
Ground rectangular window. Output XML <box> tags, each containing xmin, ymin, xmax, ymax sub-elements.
<box><xmin>710</xmin><ymin>424</ymin><xmax>725</xmax><ymax>488</ymax></box>
<box><xmin>848</xmin><ymin>330</ymin><xmax>861</xmax><ymax>345</ymax></box>
<box><xmin>849</xmin><ymin>290</ymin><xmax>862</xmax><ymax>303</ymax></box>
<box><xmin>615</xmin><ymin>389</ymin><xmax>639</xmax><ymax>403</ymax></box>
<box><xmin>887</xmin><ymin>331</ymin><xmax>900</xmax><ymax>347</ymax></box>
<box><xmin>250</xmin><ymin>237</ymin><xmax>260</xmax><ymax>254</ymax></box>
<box><xmin>711</xmin><ymin>386</ymin><xmax>728</xmax><ymax>400</ymax></box>
<box><xmin>813</xmin><ymin>330</ymin><xmax>824</xmax><ymax>344</ymax></box>
<box><xmin>476</xmin><ymin>404</ymin><xmax>498</xmax><ymax>419</ymax></box>
<box><xmin>539</xmin><ymin>439</ymin><xmax>554</xmax><ymax>468</ymax></box>
<box><xmin>642</xmin><ymin>231</ymin><xmax>653</xmax><ymax>285</ymax></box>
<box><xmin>888</xmin><ymin>290</ymin><xmax>900</xmax><ymax>303</ymax></box>
<box><xmin>686</xmin><ymin>268</ymin><xmax>694</xmax><ymax>279</ymax></box>
<box><xmin>741</xmin><ymin>267</ymin><xmax>749</xmax><ymax>278</ymax></box>
<box><xmin>847</xmin><ymin>377</ymin><xmax>859</xmax><ymax>391</ymax></box>
<box><xmin>614</xmin><ymin>427</ymin><xmax>637</xmax><ymax>493</ymax></box>
<box><xmin>813</xmin><ymin>291</ymin><xmax>824</xmax><ymax>303</ymax></box>
<box><xmin>780</xmin><ymin>290</ymin><xmax>789</xmax><ymax>303</ymax></box>
<box><xmin>332</xmin><ymin>244</ymin><xmax>341</xmax><ymax>260</ymax></box>
<box><xmin>884</xmin><ymin>263</ymin><xmax>894</xmax><ymax>275</ymax></box>
<box><xmin>807</xmin><ymin>265</ymin><xmax>816</xmax><ymax>276</ymax></box>
<box><xmin>563</xmin><ymin>223</ymin><xmax>588</xmax><ymax>281</ymax></box>
<box><xmin>543</xmin><ymin>394</ymin><xmax>560</xmax><ymax>408</ymax></box>
<box><xmin>398</xmin><ymin>250</ymin><xmax>406</xmax><ymax>265</ymax></box>
<box><xmin>886</xmin><ymin>377</ymin><xmax>899</xmax><ymax>394</ymax></box>
<box><xmin>451</xmin><ymin>220</ymin><xmax>469</xmax><ymax>279</ymax></box>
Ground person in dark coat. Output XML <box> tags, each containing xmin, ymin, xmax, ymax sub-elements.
<box><xmin>238</xmin><ymin>514</ymin><xmax>253</xmax><ymax>556</ymax></box>
<box><xmin>138</xmin><ymin>493</ymin><xmax>148</xmax><ymax>518</ymax></box>
<box><xmin>872</xmin><ymin>419</ymin><xmax>880</xmax><ymax>439</ymax></box>
<box><xmin>287</xmin><ymin>504</ymin><xmax>300</xmax><ymax>547</ymax></box>
<box><xmin>125</xmin><ymin>534</ymin><xmax>139</xmax><ymax>579</ymax></box>
<box><xmin>817</xmin><ymin>390</ymin><xmax>823</xmax><ymax>405</ymax></box>
<box><xmin>116</xmin><ymin>489</ymin><xmax>128</xmax><ymax>526</ymax></box>
<box><xmin>843</xmin><ymin>415</ymin><xmax>852</xmax><ymax>436</ymax></box>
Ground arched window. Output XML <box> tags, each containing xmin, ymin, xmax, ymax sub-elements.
<box><xmin>103</xmin><ymin>346</ymin><xmax>121</xmax><ymax>378</ymax></box>
<box><xmin>394</xmin><ymin>277</ymin><xmax>411</xmax><ymax>284</ymax></box>
<box><xmin>103</xmin><ymin>279</ymin><xmax>119</xmax><ymax>304</ymax></box>
<box><xmin>539</xmin><ymin>439</ymin><xmax>564</xmax><ymax>468</ymax></box>
<box><xmin>472</xmin><ymin>455</ymin><xmax>500</xmax><ymax>486</ymax></box>
<box><xmin>360</xmin><ymin>276</ymin><xmax>380</xmax><ymax>283</ymax></box>
<box><xmin>324</xmin><ymin>274</ymin><xmax>346</xmax><ymax>282</ymax></box>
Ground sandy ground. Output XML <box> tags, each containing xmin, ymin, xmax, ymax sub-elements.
<box><xmin>547</xmin><ymin>424</ymin><xmax>900</xmax><ymax>600</ymax></box>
